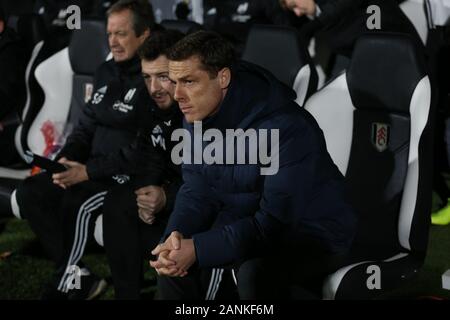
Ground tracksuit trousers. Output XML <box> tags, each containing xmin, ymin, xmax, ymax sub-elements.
<box><xmin>15</xmin><ymin>172</ymin><xmax>114</xmax><ymax>293</ymax></box>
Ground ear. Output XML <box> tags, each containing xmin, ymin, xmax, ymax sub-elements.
<box><xmin>218</xmin><ymin>67</ymin><xmax>231</xmax><ymax>89</ymax></box>
<box><xmin>140</xmin><ymin>28</ymin><xmax>150</xmax><ymax>42</ymax></box>
<box><xmin>0</xmin><ymin>20</ymin><xmax>4</xmax><ymax>34</ymax></box>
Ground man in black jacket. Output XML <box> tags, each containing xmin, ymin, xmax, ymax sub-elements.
<box><xmin>102</xmin><ymin>30</ymin><xmax>184</xmax><ymax>300</ymax></box>
<box><xmin>203</xmin><ymin>0</ymin><xmax>291</xmax><ymax>54</ymax></box>
<box><xmin>14</xmin><ymin>0</ymin><xmax>156</xmax><ymax>299</ymax></box>
<box><xmin>281</xmin><ymin>0</ymin><xmax>422</xmax><ymax>57</ymax></box>
<box><xmin>150</xmin><ymin>31</ymin><xmax>356</xmax><ymax>299</ymax></box>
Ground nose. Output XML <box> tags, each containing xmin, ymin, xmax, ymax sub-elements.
<box><xmin>173</xmin><ymin>84</ymin><xmax>185</xmax><ymax>102</ymax></box>
<box><xmin>150</xmin><ymin>78</ymin><xmax>161</xmax><ymax>95</ymax></box>
<box><xmin>109</xmin><ymin>34</ymin><xmax>118</xmax><ymax>48</ymax></box>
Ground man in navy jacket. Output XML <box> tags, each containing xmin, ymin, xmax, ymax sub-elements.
<box><xmin>150</xmin><ymin>30</ymin><xmax>356</xmax><ymax>299</ymax></box>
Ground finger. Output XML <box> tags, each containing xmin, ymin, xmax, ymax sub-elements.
<box><xmin>60</xmin><ymin>160</ymin><xmax>79</xmax><ymax>167</ymax></box>
<box><xmin>151</xmin><ymin>243</ymin><xmax>166</xmax><ymax>255</ymax></box>
<box><xmin>157</xmin><ymin>267</ymin><xmax>180</xmax><ymax>277</ymax></box>
<box><xmin>140</xmin><ymin>212</ymin><xmax>155</xmax><ymax>225</ymax></box>
<box><xmin>135</xmin><ymin>186</ymin><xmax>152</xmax><ymax>195</ymax></box>
<box><xmin>150</xmin><ymin>259</ymin><xmax>164</xmax><ymax>269</ymax></box>
<box><xmin>159</xmin><ymin>253</ymin><xmax>176</xmax><ymax>267</ymax></box>
<box><xmin>137</xmin><ymin>202</ymin><xmax>152</xmax><ymax>210</ymax></box>
<box><xmin>52</xmin><ymin>179</ymin><xmax>66</xmax><ymax>188</ymax></box>
<box><xmin>138</xmin><ymin>208</ymin><xmax>154</xmax><ymax>219</ymax></box>
<box><xmin>172</xmin><ymin>268</ymin><xmax>188</xmax><ymax>277</ymax></box>
<box><xmin>137</xmin><ymin>195</ymin><xmax>156</xmax><ymax>205</ymax></box>
<box><xmin>170</xmin><ymin>231</ymin><xmax>182</xmax><ymax>250</ymax></box>
<box><xmin>53</xmin><ymin>170</ymin><xmax>71</xmax><ymax>180</ymax></box>
<box><xmin>57</xmin><ymin>157</ymin><xmax>67</xmax><ymax>163</ymax></box>
<box><xmin>57</xmin><ymin>175</ymin><xmax>75</xmax><ymax>185</ymax></box>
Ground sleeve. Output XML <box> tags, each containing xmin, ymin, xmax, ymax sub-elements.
<box><xmin>56</xmin><ymin>66</ymin><xmax>106</xmax><ymax>162</ymax></box>
<box><xmin>162</xmin><ymin>165</ymin><xmax>221</xmax><ymax>240</ymax></box>
<box><xmin>262</xmin><ymin>0</ymin><xmax>292</xmax><ymax>26</ymax></box>
<box><xmin>192</xmin><ymin>122</ymin><xmax>321</xmax><ymax>267</ymax></box>
<box><xmin>85</xmin><ymin>127</ymin><xmax>166</xmax><ymax>183</ymax></box>
<box><xmin>315</xmin><ymin>0</ymin><xmax>362</xmax><ymax>27</ymax></box>
<box><xmin>56</xmin><ymin>98</ymin><xmax>98</xmax><ymax>163</ymax></box>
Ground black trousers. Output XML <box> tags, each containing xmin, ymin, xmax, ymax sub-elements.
<box><xmin>157</xmin><ymin>237</ymin><xmax>346</xmax><ymax>300</ymax></box>
<box><xmin>102</xmin><ymin>183</ymin><xmax>168</xmax><ymax>299</ymax></box>
<box><xmin>156</xmin><ymin>267</ymin><xmax>236</xmax><ymax>300</ymax></box>
<box><xmin>15</xmin><ymin>172</ymin><xmax>113</xmax><ymax>292</ymax></box>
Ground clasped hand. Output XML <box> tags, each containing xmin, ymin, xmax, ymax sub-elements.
<box><xmin>149</xmin><ymin>231</ymin><xmax>196</xmax><ymax>277</ymax></box>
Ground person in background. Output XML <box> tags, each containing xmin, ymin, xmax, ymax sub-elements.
<box><xmin>14</xmin><ymin>0</ymin><xmax>155</xmax><ymax>299</ymax></box>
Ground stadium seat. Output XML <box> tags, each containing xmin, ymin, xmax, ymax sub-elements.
<box><xmin>66</xmin><ymin>19</ymin><xmax>110</xmax><ymax>126</ymax></box>
<box><xmin>0</xmin><ymin>19</ymin><xmax>109</xmax><ymax>218</ymax></box>
<box><xmin>161</xmin><ymin>19</ymin><xmax>203</xmax><ymax>34</ymax></box>
<box><xmin>26</xmin><ymin>18</ymin><xmax>108</xmax><ymax>158</ymax></box>
<box><xmin>242</xmin><ymin>24</ymin><xmax>318</xmax><ymax>107</ymax></box>
<box><xmin>400</xmin><ymin>0</ymin><xmax>431</xmax><ymax>45</ymax></box>
<box><xmin>304</xmin><ymin>33</ymin><xmax>433</xmax><ymax>299</ymax></box>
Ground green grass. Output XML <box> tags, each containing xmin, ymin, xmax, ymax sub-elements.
<box><xmin>0</xmin><ymin>219</ymin><xmax>157</xmax><ymax>300</ymax></box>
<box><xmin>0</xmin><ymin>197</ymin><xmax>449</xmax><ymax>300</ymax></box>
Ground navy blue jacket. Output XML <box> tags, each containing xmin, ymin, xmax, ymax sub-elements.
<box><xmin>164</xmin><ymin>61</ymin><xmax>356</xmax><ymax>268</ymax></box>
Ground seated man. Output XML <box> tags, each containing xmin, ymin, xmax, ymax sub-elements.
<box><xmin>14</xmin><ymin>0</ymin><xmax>156</xmax><ymax>299</ymax></box>
<box><xmin>150</xmin><ymin>31</ymin><xmax>357</xmax><ymax>299</ymax></box>
<box><xmin>102</xmin><ymin>29</ymin><xmax>184</xmax><ymax>300</ymax></box>
<box><xmin>280</xmin><ymin>0</ymin><xmax>423</xmax><ymax>57</ymax></box>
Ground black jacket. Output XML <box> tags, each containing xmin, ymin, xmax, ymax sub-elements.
<box><xmin>58</xmin><ymin>57</ymin><xmax>181</xmax><ymax>185</ymax></box>
<box><xmin>163</xmin><ymin>61</ymin><xmax>356</xmax><ymax>267</ymax></box>
<box><xmin>131</xmin><ymin>102</ymin><xmax>184</xmax><ymax>213</ymax></box>
<box><xmin>300</xmin><ymin>0</ymin><xmax>423</xmax><ymax>57</ymax></box>
<box><xmin>0</xmin><ymin>27</ymin><xmax>26</xmax><ymax>120</ymax></box>
<box><xmin>203</xmin><ymin>0</ymin><xmax>290</xmax><ymax>52</ymax></box>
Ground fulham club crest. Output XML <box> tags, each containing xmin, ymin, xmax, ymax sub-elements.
<box><xmin>372</xmin><ymin>123</ymin><xmax>390</xmax><ymax>152</ymax></box>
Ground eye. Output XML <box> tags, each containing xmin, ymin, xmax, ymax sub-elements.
<box><xmin>158</xmin><ymin>75</ymin><xmax>169</xmax><ymax>82</ymax></box>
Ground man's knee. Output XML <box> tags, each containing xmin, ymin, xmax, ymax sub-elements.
<box><xmin>15</xmin><ymin>173</ymin><xmax>57</xmax><ymax>219</ymax></box>
<box><xmin>237</xmin><ymin>259</ymin><xmax>277</xmax><ymax>299</ymax></box>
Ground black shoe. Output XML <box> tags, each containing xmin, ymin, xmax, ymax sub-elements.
<box><xmin>67</xmin><ymin>274</ymin><xmax>108</xmax><ymax>300</ymax></box>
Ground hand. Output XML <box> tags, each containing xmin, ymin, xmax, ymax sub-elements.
<box><xmin>167</xmin><ymin>239</ymin><xmax>196</xmax><ymax>275</ymax></box>
<box><xmin>283</xmin><ymin>0</ymin><xmax>316</xmax><ymax>17</ymax></box>
<box><xmin>150</xmin><ymin>231</ymin><xmax>189</xmax><ymax>277</ymax></box>
<box><xmin>52</xmin><ymin>159</ymin><xmax>88</xmax><ymax>188</ymax></box>
<box><xmin>135</xmin><ymin>185</ymin><xmax>166</xmax><ymax>224</ymax></box>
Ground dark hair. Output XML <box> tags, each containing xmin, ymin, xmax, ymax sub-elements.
<box><xmin>166</xmin><ymin>30</ymin><xmax>236</xmax><ymax>78</ymax></box>
<box><xmin>138</xmin><ymin>29</ymin><xmax>185</xmax><ymax>61</ymax></box>
<box><xmin>107</xmin><ymin>0</ymin><xmax>155</xmax><ymax>37</ymax></box>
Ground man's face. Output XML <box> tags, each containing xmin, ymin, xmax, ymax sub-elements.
<box><xmin>107</xmin><ymin>9</ymin><xmax>149</xmax><ymax>62</ymax></box>
<box><xmin>141</xmin><ymin>55</ymin><xmax>175</xmax><ymax>109</ymax></box>
<box><xmin>169</xmin><ymin>56</ymin><xmax>230</xmax><ymax>123</ymax></box>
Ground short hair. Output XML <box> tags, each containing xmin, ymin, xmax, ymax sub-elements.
<box><xmin>166</xmin><ymin>30</ymin><xmax>236</xmax><ymax>78</ymax></box>
<box><xmin>107</xmin><ymin>0</ymin><xmax>155</xmax><ymax>37</ymax></box>
<box><xmin>138</xmin><ymin>29</ymin><xmax>185</xmax><ymax>62</ymax></box>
